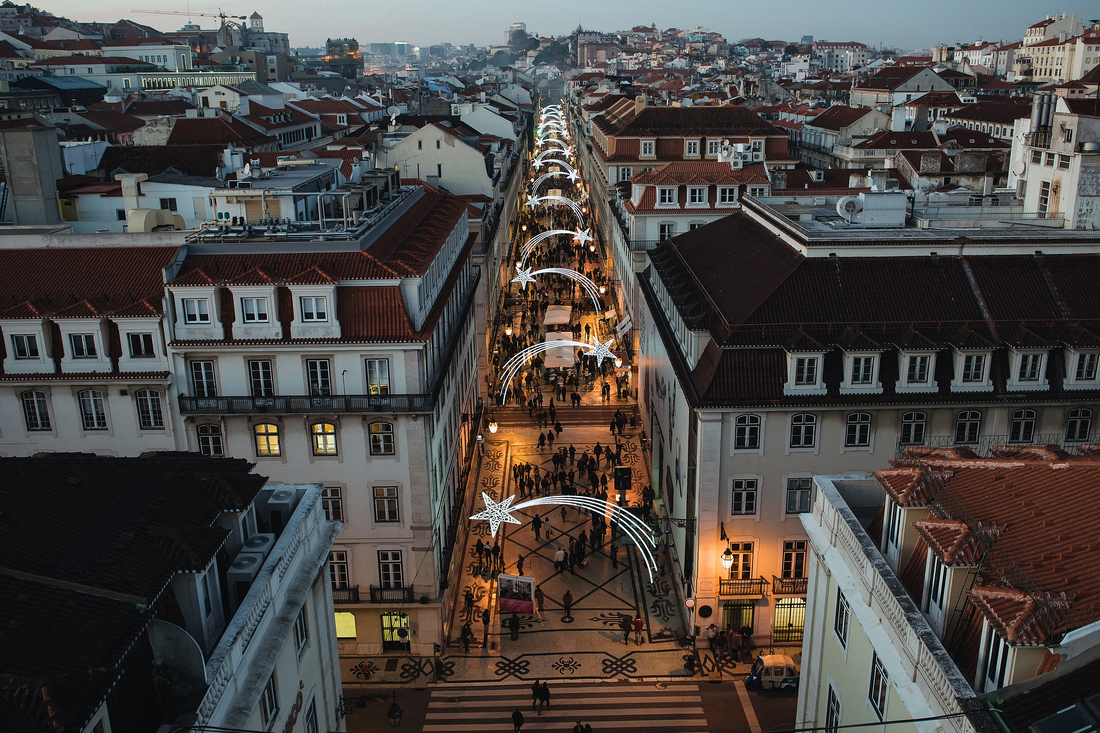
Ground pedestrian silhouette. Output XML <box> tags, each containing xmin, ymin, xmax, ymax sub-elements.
<box><xmin>517</xmin><ymin>553</ymin><xmax>525</xmax><ymax>576</ymax></box>
<box><xmin>531</xmin><ymin>679</ymin><xmax>541</xmax><ymax>710</ymax></box>
<box><xmin>513</xmin><ymin>708</ymin><xmax>525</xmax><ymax>731</ymax></box>
<box><xmin>509</xmin><ymin>612</ymin><xmax>521</xmax><ymax>641</ymax></box>
<box><xmin>532</xmin><ymin>513</ymin><xmax>543</xmax><ymax>540</ymax></box>
<box><xmin>611</xmin><ymin>544</ymin><xmax>619</xmax><ymax>568</ymax></box>
<box><xmin>562</xmin><ymin>589</ymin><xmax>574</xmax><ymax>619</ymax></box>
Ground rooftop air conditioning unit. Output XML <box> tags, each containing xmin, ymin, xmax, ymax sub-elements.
<box><xmin>243</xmin><ymin>532</ymin><xmax>276</xmax><ymax>562</ymax></box>
<box><xmin>227</xmin><ymin>551</ymin><xmax>265</xmax><ymax>608</ymax></box>
<box><xmin>261</xmin><ymin>489</ymin><xmax>299</xmax><ymax>534</ymax></box>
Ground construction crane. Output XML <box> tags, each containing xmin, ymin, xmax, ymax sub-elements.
<box><xmin>131</xmin><ymin>8</ymin><xmax>248</xmax><ymax>47</ymax></box>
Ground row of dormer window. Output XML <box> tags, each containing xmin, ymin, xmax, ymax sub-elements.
<box><xmin>6</xmin><ymin>327</ymin><xmax>162</xmax><ymax>370</ymax></box>
<box><xmin>637</xmin><ymin>138</ymin><xmax>764</xmax><ymax>158</ymax></box>
<box><xmin>178</xmin><ymin>295</ymin><xmax>329</xmax><ymax>325</ymax></box>
<box><xmin>784</xmin><ymin>347</ymin><xmax>1100</xmax><ymax>395</ymax></box>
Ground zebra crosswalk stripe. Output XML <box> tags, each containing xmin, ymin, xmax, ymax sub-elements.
<box><xmin>423</xmin><ymin>682</ymin><xmax>709</xmax><ymax>732</ymax></box>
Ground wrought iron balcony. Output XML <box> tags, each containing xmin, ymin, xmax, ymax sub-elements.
<box><xmin>896</xmin><ymin>433</ymin><xmax>1098</xmax><ymax>459</ymax></box>
<box><xmin>369</xmin><ymin>585</ymin><xmax>416</xmax><ymax>603</ymax></box>
<box><xmin>178</xmin><ymin>393</ymin><xmax>433</xmax><ymax>416</ymax></box>
<box><xmin>718</xmin><ymin>576</ymin><xmax>769</xmax><ymax>596</ymax></box>
<box><xmin>332</xmin><ymin>585</ymin><xmax>360</xmax><ymax>604</ymax></box>
<box><xmin>772</xmin><ymin>575</ymin><xmax>808</xmax><ymax>596</ymax></box>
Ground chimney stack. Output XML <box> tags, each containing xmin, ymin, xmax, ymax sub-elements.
<box><xmin>635</xmin><ymin>94</ymin><xmax>646</xmax><ymax>116</ymax></box>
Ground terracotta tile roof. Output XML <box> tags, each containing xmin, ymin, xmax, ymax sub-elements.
<box><xmin>239</xmin><ymin>101</ymin><xmax>316</xmax><ymax>131</ymax></box>
<box><xmin>803</xmin><ymin>105</ymin><xmax>875</xmax><ymax>131</ymax></box>
<box><xmin>98</xmin><ymin>144</ymin><xmax>225</xmax><ymax>177</ymax></box>
<box><xmin>0</xmin><ymin>370</ymin><xmax>170</xmax><ymax>382</ymax></box>
<box><xmin>167</xmin><ymin>117</ymin><xmax>276</xmax><ymax>147</ymax></box>
<box><xmin>595</xmin><ymin>104</ymin><xmax>784</xmax><ymax>138</ymax></box>
<box><xmin>32</xmin><ymin>56</ymin><xmax>152</xmax><ymax>67</ymax></box>
<box><xmin>915</xmin><ymin>518</ymin><xmax>980</xmax><ymax>565</ymax></box>
<box><xmin>941</xmin><ymin>101</ymin><xmax>1031</xmax><ymax>124</ymax></box>
<box><xmin>853</xmin><ymin>130</ymin><xmax>939</xmax><ymax>150</ymax></box>
<box><xmin>77</xmin><ymin>110</ymin><xmax>145</xmax><ymax>134</ymax></box>
<box><xmin>630</xmin><ymin>161</ymin><xmax>767</xmax><ymax>186</ymax></box>
<box><xmin>876</xmin><ymin>467</ymin><xmax>932</xmax><ymax>507</ymax></box>
<box><xmin>0</xmin><ymin>246</ymin><xmax>177</xmax><ymax>320</ymax></box>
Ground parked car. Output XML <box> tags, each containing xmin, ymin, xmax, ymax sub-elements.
<box><xmin>745</xmin><ymin>654</ymin><xmax>800</xmax><ymax>690</ymax></box>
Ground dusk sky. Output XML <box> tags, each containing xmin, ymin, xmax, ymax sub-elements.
<box><xmin>51</xmin><ymin>0</ymin><xmax>1081</xmax><ymax>51</ymax></box>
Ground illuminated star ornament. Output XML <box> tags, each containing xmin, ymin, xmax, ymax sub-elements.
<box><xmin>512</xmin><ymin>267</ymin><xmax>537</xmax><ymax>290</ymax></box>
<box><xmin>470</xmin><ymin>492</ymin><xmax>522</xmax><ymax>537</ymax></box>
<box><xmin>572</xmin><ymin>227</ymin><xmax>593</xmax><ymax>244</ymax></box>
<box><xmin>585</xmin><ymin>337</ymin><xmax>616</xmax><ymax>368</ymax></box>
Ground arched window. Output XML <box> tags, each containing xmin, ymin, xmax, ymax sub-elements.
<box><xmin>844</xmin><ymin>412</ymin><xmax>872</xmax><ymax>447</ymax></box>
<box><xmin>78</xmin><ymin>390</ymin><xmax>108</xmax><ymax>430</ymax></box>
<box><xmin>21</xmin><ymin>390</ymin><xmax>50</xmax><ymax>431</ymax></box>
<box><xmin>134</xmin><ymin>389</ymin><xmax>164</xmax><ymax>430</ymax></box>
<box><xmin>789</xmin><ymin>413</ymin><xmax>817</xmax><ymax>448</ymax></box>
<box><xmin>1067</xmin><ymin>408</ymin><xmax>1093</xmax><ymax>443</ymax></box>
<box><xmin>734</xmin><ymin>414</ymin><xmax>761</xmax><ymax>450</ymax></box>
<box><xmin>254</xmin><ymin>423</ymin><xmax>281</xmax><ymax>456</ymax></box>
<box><xmin>311</xmin><ymin>422</ymin><xmax>338</xmax><ymax>456</ymax></box>
<box><xmin>1009</xmin><ymin>409</ymin><xmax>1036</xmax><ymax>444</ymax></box>
<box><xmin>900</xmin><ymin>411</ymin><xmax>926</xmax><ymax>445</ymax></box>
<box><xmin>197</xmin><ymin>423</ymin><xmax>223</xmax><ymax>456</ymax></box>
<box><xmin>369</xmin><ymin>422</ymin><xmax>394</xmax><ymax>455</ymax></box>
<box><xmin>955</xmin><ymin>410</ymin><xmax>981</xmax><ymax>444</ymax></box>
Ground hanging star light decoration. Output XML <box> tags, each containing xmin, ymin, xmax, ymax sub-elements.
<box><xmin>572</xmin><ymin>227</ymin><xmax>593</xmax><ymax>244</ymax></box>
<box><xmin>585</xmin><ymin>337</ymin><xmax>617</xmax><ymax>368</ymax></box>
<box><xmin>512</xmin><ymin>267</ymin><xmax>537</xmax><ymax>290</ymax></box>
<box><xmin>567</xmin><ymin>169</ymin><xmax>580</xmax><ymax>183</ymax></box>
<box><xmin>470</xmin><ymin>492</ymin><xmax>523</xmax><ymax>537</ymax></box>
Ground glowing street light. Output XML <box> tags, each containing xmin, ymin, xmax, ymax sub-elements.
<box><xmin>614</xmin><ymin>357</ymin><xmax>623</xmax><ymax>368</ymax></box>
<box><xmin>721</xmin><ymin>546</ymin><xmax>734</xmax><ymax>571</ymax></box>
<box><xmin>505</xmin><ymin>325</ymin><xmax>513</xmax><ymax>336</ymax></box>
<box><xmin>589</xmin><ymin>243</ymin><xmax>596</xmax><ymax>253</ymax></box>
<box><xmin>488</xmin><ymin>419</ymin><xmax>499</xmax><ymax>434</ymax></box>
<box><xmin>599</xmin><ymin>285</ymin><xmax>606</xmax><ymax>294</ymax></box>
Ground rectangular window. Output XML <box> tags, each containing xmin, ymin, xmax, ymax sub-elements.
<box><xmin>1045</xmin><ymin>152</ymin><xmax>1056</xmax><ymax>166</ymax></box>
<box><xmin>688</xmin><ymin>187</ymin><xmax>706</xmax><ymax>204</ymax></box>
<box><xmin>366</xmin><ymin>358</ymin><xmax>390</xmax><ymax>395</ymax></box>
<box><xmin>732</xmin><ymin>479</ymin><xmax>757</xmax><ymax>515</ymax></box>
<box><xmin>293</xmin><ymin>607</ymin><xmax>309</xmax><ymax>652</ymax></box>
<box><xmin>322</xmin><ymin>486</ymin><xmax>344</xmax><ymax>522</ymax></box>
<box><xmin>686</xmin><ymin>140</ymin><xmax>699</xmax><ymax>156</ymax></box>
<box><xmin>197</xmin><ymin>424</ymin><xmax>223</xmax><ymax>456</ymax></box>
<box><xmin>619</xmin><ymin>166</ymin><xmax>633</xmax><ymax>182</ymax></box>
<box><xmin>641</xmin><ymin>140</ymin><xmax>654</xmax><ymax>156</ymax></box>
<box><xmin>69</xmin><ymin>333</ymin><xmax>97</xmax><ymax>358</ymax></box>
<box><xmin>300</xmin><ymin>296</ymin><xmax>328</xmax><ymax>322</ymax></box>
<box><xmin>1031</xmin><ymin>150</ymin><xmax>1042</xmax><ymax>164</ymax></box>
<box><xmin>900</xmin><ymin>411</ymin><xmax>926</xmax><ymax>445</ymax></box>
<box><xmin>329</xmin><ymin>550</ymin><xmax>349</xmax><ymax>589</ymax></box>
<box><xmin>241</xmin><ymin>297</ymin><xmax>268</xmax><ymax>322</ymax></box>
<box><xmin>378</xmin><ymin>550</ymin><xmax>403</xmax><ymax>588</ymax></box>
<box><xmin>159</xmin><ymin>197</ymin><xmax>178</xmax><ymax>212</ymax></box>
<box><xmin>955</xmin><ymin>410</ymin><xmax>981</xmax><ymax>443</ymax></box>
<box><xmin>707</xmin><ymin>140</ymin><xmax>721</xmax><ymax>155</ymax></box>
<box><xmin>659</xmin><ymin>223</ymin><xmax>675</xmax><ymax>239</ymax></box>
<box><xmin>128</xmin><ymin>332</ymin><xmax>156</xmax><ymax>358</ymax></box>
<box><xmin>825</xmin><ymin>685</ymin><xmax>842</xmax><ymax>733</ymax></box>
<box><xmin>983</xmin><ymin>627</ymin><xmax>1010</xmax><ymax>691</ymax></box>
<box><xmin>306</xmin><ymin>359</ymin><xmax>331</xmax><ymax>395</ymax></box>
<box><xmin>202</xmin><ymin>572</ymin><xmax>213</xmax><ymax>616</ymax></box>
<box><xmin>658</xmin><ymin>188</ymin><xmax>675</xmax><ymax>205</ymax></box>
<box><xmin>182</xmin><ymin>298</ymin><xmax>210</xmax><ymax>324</ymax></box>
<box><xmin>929</xmin><ymin>556</ymin><xmax>947</xmax><ymax>611</ymax></box>
<box><xmin>11</xmin><ymin>334</ymin><xmax>39</xmax><ymax>359</ymax></box>
<box><xmin>374</xmin><ymin>486</ymin><xmax>399</xmax><ymax>522</ymax></box>
<box><xmin>782</xmin><ymin>540</ymin><xmax>807</xmax><ymax>577</ymax></box>
<box><xmin>254</xmin><ymin>423</ymin><xmax>281</xmax><ymax>456</ymax></box>
<box><xmin>1076</xmin><ymin>353</ymin><xmax>1098</xmax><ymax>381</ymax></box>
<box><xmin>260</xmin><ymin>674</ymin><xmax>278</xmax><ymax>726</ymax></box>
<box><xmin>794</xmin><ymin>357</ymin><xmax>817</xmax><ymax>386</ymax></box>
<box><xmin>907</xmin><ymin>355</ymin><xmax>929</xmax><ymax>383</ymax></box>
<box><xmin>79</xmin><ymin>390</ymin><xmax>108</xmax><ymax>430</ymax></box>
<box><xmin>1058</xmin><ymin>154</ymin><xmax>1071</xmax><ymax>170</ymax></box>
<box><xmin>190</xmin><ymin>360</ymin><xmax>216</xmax><ymax>397</ymax></box>
<box><xmin>869</xmin><ymin>652</ymin><xmax>889</xmax><ymax>719</ymax></box>
<box><xmin>369</xmin><ymin>422</ymin><xmax>395</xmax><ymax>455</ymax></box>
<box><xmin>1018</xmin><ymin>353</ymin><xmax>1042</xmax><ymax>382</ymax></box>
<box><xmin>850</xmin><ymin>356</ymin><xmax>874</xmax><ymax>384</ymax></box>
<box><xmin>22</xmin><ymin>391</ymin><xmax>50</xmax><ymax>431</ymax></box>
<box><xmin>727</xmin><ymin>541</ymin><xmax>754</xmax><ymax>580</ymax></box>
<box><xmin>1067</xmin><ymin>408</ymin><xmax>1092</xmax><ymax>442</ymax></box>
<box><xmin>249</xmin><ymin>359</ymin><xmax>275</xmax><ymax>396</ymax></box>
<box><xmin>305</xmin><ymin>699</ymin><xmax>318</xmax><ymax>733</ymax></box>
<box><xmin>786</xmin><ymin>478</ymin><xmax>812</xmax><ymax>513</ymax></box>
<box><xmin>117</xmin><ymin>209</ymin><xmax>126</xmax><ymax>221</ymax></box>
<box><xmin>833</xmin><ymin>590</ymin><xmax>850</xmax><ymax>648</ymax></box>
<box><xmin>1038</xmin><ymin>181</ymin><xmax>1051</xmax><ymax>216</ymax></box>
<box><xmin>962</xmin><ymin>354</ymin><xmax>986</xmax><ymax>382</ymax></box>
<box><xmin>845</xmin><ymin>412</ymin><xmax>871</xmax><ymax>447</ymax></box>
<box><xmin>719</xmin><ymin>187</ymin><xmax>737</xmax><ymax>205</ymax></box>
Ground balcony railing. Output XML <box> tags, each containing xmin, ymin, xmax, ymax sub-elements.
<box><xmin>719</xmin><ymin>576</ymin><xmax>769</xmax><ymax>596</ymax></box>
<box><xmin>369</xmin><ymin>585</ymin><xmax>415</xmax><ymax>603</ymax></box>
<box><xmin>1026</xmin><ymin>130</ymin><xmax>1052</xmax><ymax>150</ymax></box>
<box><xmin>897</xmin><ymin>433</ymin><xmax>1098</xmax><ymax>459</ymax></box>
<box><xmin>178</xmin><ymin>393</ymin><xmax>434</xmax><ymax>415</ymax></box>
<box><xmin>332</xmin><ymin>585</ymin><xmax>360</xmax><ymax>603</ymax></box>
<box><xmin>772</xmin><ymin>576</ymin><xmax>808</xmax><ymax>595</ymax></box>
<box><xmin>630</xmin><ymin>239</ymin><xmax>665</xmax><ymax>252</ymax></box>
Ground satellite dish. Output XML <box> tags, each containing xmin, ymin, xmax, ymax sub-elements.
<box><xmin>1011</xmin><ymin>161</ymin><xmax>1025</xmax><ymax>176</ymax></box>
<box><xmin>386</xmin><ymin>105</ymin><xmax>400</xmax><ymax>117</ymax></box>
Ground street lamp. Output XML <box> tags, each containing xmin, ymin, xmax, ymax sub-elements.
<box><xmin>589</xmin><ymin>243</ymin><xmax>596</xmax><ymax>253</ymax></box>
<box><xmin>522</xmin><ymin>224</ymin><xmax>527</xmax><ymax>231</ymax></box>
<box><xmin>614</xmin><ymin>357</ymin><xmax>623</xmax><ymax>368</ymax></box>
<box><xmin>505</xmin><ymin>325</ymin><xmax>513</xmax><ymax>336</ymax></box>
<box><xmin>387</xmin><ymin>691</ymin><xmax>403</xmax><ymax>728</ymax></box>
<box><xmin>721</xmin><ymin>546</ymin><xmax>734</xmax><ymax>571</ymax></box>
<box><xmin>599</xmin><ymin>285</ymin><xmax>606</xmax><ymax>294</ymax></box>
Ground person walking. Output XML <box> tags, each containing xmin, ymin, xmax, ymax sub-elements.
<box><xmin>561</xmin><ymin>505</ymin><xmax>568</xmax><ymax>524</ymax></box>
<box><xmin>610</xmin><ymin>418</ymin><xmax>617</xmax><ymax>436</ymax></box>
<box><xmin>538</xmin><ymin>432</ymin><xmax>546</xmax><ymax>451</ymax></box>
<box><xmin>508</xmin><ymin>612</ymin><xmax>521</xmax><ymax>641</ymax></box>
<box><xmin>554</xmin><ymin>420</ymin><xmax>563</xmax><ymax>437</ymax></box>
<box><xmin>534</xmin><ymin>585</ymin><xmax>545</xmax><ymax>619</ymax></box>
<box><xmin>538</xmin><ymin>682</ymin><xmax>551</xmax><ymax>714</ymax></box>
<box><xmin>531</xmin><ymin>680</ymin><xmax>541</xmax><ymax>711</ymax></box>
<box><xmin>610</xmin><ymin>544</ymin><xmax>619</xmax><ymax>569</ymax></box>
<box><xmin>491</xmin><ymin>543</ymin><xmax>501</xmax><ymax>572</ymax></box>
<box><xmin>464</xmin><ymin>588</ymin><xmax>475</xmax><ymax>620</ymax></box>
<box><xmin>482</xmin><ymin>608</ymin><xmax>491</xmax><ymax>648</ymax></box>
<box><xmin>516</xmin><ymin>553</ymin><xmax>525</xmax><ymax>576</ymax></box>
<box><xmin>633</xmin><ymin>615</ymin><xmax>644</xmax><ymax>645</ymax></box>
<box><xmin>512</xmin><ymin>709</ymin><xmax>525</xmax><ymax>732</ymax></box>
<box><xmin>554</xmin><ymin>547</ymin><xmax>566</xmax><ymax>572</ymax></box>
<box><xmin>620</xmin><ymin>615</ymin><xmax>632</xmax><ymax>645</ymax></box>
<box><xmin>532</xmin><ymin>513</ymin><xmax>543</xmax><ymax>540</ymax></box>
<box><xmin>547</xmin><ymin>429</ymin><xmax>555</xmax><ymax>449</ymax></box>
<box><xmin>562</xmin><ymin>590</ymin><xmax>573</xmax><ymax>619</ymax></box>
<box><xmin>475</xmin><ymin>538</ymin><xmax>485</xmax><ymax>566</ymax></box>
<box><xmin>569</xmin><ymin>444</ymin><xmax>576</xmax><ymax>464</ymax></box>
<box><xmin>568</xmin><ymin>546</ymin><xmax>577</xmax><ymax>574</ymax></box>
<box><xmin>544</xmin><ymin>516</ymin><xmax>553</xmax><ymax>538</ymax></box>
